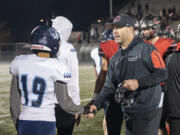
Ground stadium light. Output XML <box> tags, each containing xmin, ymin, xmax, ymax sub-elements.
<box><xmin>40</xmin><ymin>19</ymin><xmax>44</xmax><ymax>22</ymax></box>
<box><xmin>97</xmin><ymin>19</ymin><xmax>101</xmax><ymax>23</ymax></box>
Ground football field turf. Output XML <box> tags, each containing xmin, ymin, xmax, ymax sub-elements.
<box><xmin>0</xmin><ymin>63</ymin><xmax>124</xmax><ymax>135</ymax></box>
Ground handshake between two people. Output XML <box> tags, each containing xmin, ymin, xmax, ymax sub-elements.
<box><xmin>81</xmin><ymin>79</ymin><xmax>139</xmax><ymax>119</ymax></box>
<box><xmin>83</xmin><ymin>104</ymin><xmax>97</xmax><ymax>119</ymax></box>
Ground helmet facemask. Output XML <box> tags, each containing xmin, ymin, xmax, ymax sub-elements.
<box><xmin>141</xmin><ymin>27</ymin><xmax>156</xmax><ymax>40</ymax></box>
<box><xmin>140</xmin><ymin>15</ymin><xmax>161</xmax><ymax>40</ymax></box>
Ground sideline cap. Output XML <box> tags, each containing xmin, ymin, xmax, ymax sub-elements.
<box><xmin>111</xmin><ymin>13</ymin><xmax>136</xmax><ymax>28</ymax></box>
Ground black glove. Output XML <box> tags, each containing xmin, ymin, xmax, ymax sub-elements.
<box><xmin>83</xmin><ymin>106</ymin><xmax>96</xmax><ymax>115</ymax></box>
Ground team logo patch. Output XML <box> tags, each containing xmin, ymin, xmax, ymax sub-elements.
<box><xmin>64</xmin><ymin>73</ymin><xmax>71</xmax><ymax>78</ymax></box>
<box><xmin>128</xmin><ymin>56</ymin><xmax>138</xmax><ymax>62</ymax></box>
<box><xmin>70</xmin><ymin>48</ymin><xmax>76</xmax><ymax>52</ymax></box>
<box><xmin>113</xmin><ymin>16</ymin><xmax>121</xmax><ymax>22</ymax></box>
<box><xmin>49</xmin><ymin>29</ymin><xmax>59</xmax><ymax>40</ymax></box>
<box><xmin>31</xmin><ymin>45</ymin><xmax>44</xmax><ymax>50</ymax></box>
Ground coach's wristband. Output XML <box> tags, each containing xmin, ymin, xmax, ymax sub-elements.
<box><xmin>92</xmin><ymin>93</ymin><xmax>98</xmax><ymax>100</ymax></box>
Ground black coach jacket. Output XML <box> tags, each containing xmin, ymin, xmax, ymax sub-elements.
<box><xmin>94</xmin><ymin>36</ymin><xmax>168</xmax><ymax>114</ymax></box>
<box><xmin>166</xmin><ymin>51</ymin><xmax>180</xmax><ymax>118</ymax></box>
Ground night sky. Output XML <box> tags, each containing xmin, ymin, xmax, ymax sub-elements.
<box><xmin>0</xmin><ymin>0</ymin><xmax>109</xmax><ymax>42</ymax></box>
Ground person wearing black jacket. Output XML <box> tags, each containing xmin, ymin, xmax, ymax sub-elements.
<box><xmin>85</xmin><ymin>13</ymin><xmax>168</xmax><ymax>135</ymax></box>
<box><xmin>165</xmin><ymin>43</ymin><xmax>180</xmax><ymax>135</ymax></box>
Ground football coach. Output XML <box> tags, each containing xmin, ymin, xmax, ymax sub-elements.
<box><xmin>86</xmin><ymin>13</ymin><xmax>168</xmax><ymax>135</ymax></box>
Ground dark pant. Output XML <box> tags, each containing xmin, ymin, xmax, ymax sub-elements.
<box><xmin>106</xmin><ymin>102</ymin><xmax>124</xmax><ymax>135</ymax></box>
<box><xmin>169</xmin><ymin>117</ymin><xmax>180</xmax><ymax>135</ymax></box>
<box><xmin>159</xmin><ymin>92</ymin><xmax>168</xmax><ymax>135</ymax></box>
<box><xmin>55</xmin><ymin>104</ymin><xmax>75</xmax><ymax>135</ymax></box>
<box><xmin>125</xmin><ymin>108</ymin><xmax>162</xmax><ymax>135</ymax></box>
<box><xmin>18</xmin><ymin>120</ymin><xmax>56</xmax><ymax>135</ymax></box>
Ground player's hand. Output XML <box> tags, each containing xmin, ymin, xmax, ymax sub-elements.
<box><xmin>84</xmin><ymin>105</ymin><xmax>97</xmax><ymax>119</ymax></box>
<box><xmin>75</xmin><ymin>114</ymin><xmax>81</xmax><ymax>127</ymax></box>
<box><xmin>85</xmin><ymin>112</ymin><xmax>95</xmax><ymax>119</ymax></box>
<box><xmin>122</xmin><ymin>79</ymin><xmax>139</xmax><ymax>91</ymax></box>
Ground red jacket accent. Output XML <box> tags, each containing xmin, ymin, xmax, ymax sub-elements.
<box><xmin>154</xmin><ymin>38</ymin><xmax>175</xmax><ymax>57</ymax></box>
<box><xmin>146</xmin><ymin>38</ymin><xmax>174</xmax><ymax>57</ymax></box>
<box><xmin>151</xmin><ymin>50</ymin><xmax>165</xmax><ymax>68</ymax></box>
<box><xmin>176</xmin><ymin>42</ymin><xmax>180</xmax><ymax>51</ymax></box>
<box><xmin>99</xmin><ymin>40</ymin><xmax>119</xmax><ymax>62</ymax></box>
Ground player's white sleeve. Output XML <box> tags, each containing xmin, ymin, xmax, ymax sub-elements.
<box><xmin>68</xmin><ymin>46</ymin><xmax>80</xmax><ymax>105</ymax></box>
<box><xmin>58</xmin><ymin>42</ymin><xmax>80</xmax><ymax>105</ymax></box>
<box><xmin>53</xmin><ymin>63</ymin><xmax>71</xmax><ymax>84</ymax></box>
<box><xmin>90</xmin><ymin>48</ymin><xmax>101</xmax><ymax>74</ymax></box>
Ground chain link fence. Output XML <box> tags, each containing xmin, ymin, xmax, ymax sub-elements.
<box><xmin>0</xmin><ymin>42</ymin><xmax>99</xmax><ymax>64</ymax></box>
<box><xmin>0</xmin><ymin>43</ymin><xmax>32</xmax><ymax>62</ymax></box>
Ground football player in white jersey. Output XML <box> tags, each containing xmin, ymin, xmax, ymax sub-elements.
<box><xmin>52</xmin><ymin>16</ymin><xmax>81</xmax><ymax>135</ymax></box>
<box><xmin>10</xmin><ymin>25</ymin><xmax>83</xmax><ymax>135</ymax></box>
<box><xmin>90</xmin><ymin>47</ymin><xmax>102</xmax><ymax>77</ymax></box>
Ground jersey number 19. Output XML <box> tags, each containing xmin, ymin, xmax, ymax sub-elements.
<box><xmin>20</xmin><ymin>74</ymin><xmax>46</xmax><ymax>107</ymax></box>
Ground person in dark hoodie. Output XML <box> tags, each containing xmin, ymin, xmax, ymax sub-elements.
<box><xmin>165</xmin><ymin>42</ymin><xmax>180</xmax><ymax>135</ymax></box>
<box><xmin>86</xmin><ymin>13</ymin><xmax>168</xmax><ymax>135</ymax></box>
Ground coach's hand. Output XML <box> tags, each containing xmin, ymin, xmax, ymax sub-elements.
<box><xmin>122</xmin><ymin>79</ymin><xmax>139</xmax><ymax>91</ymax></box>
<box><xmin>85</xmin><ymin>100</ymin><xmax>94</xmax><ymax>108</ymax></box>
